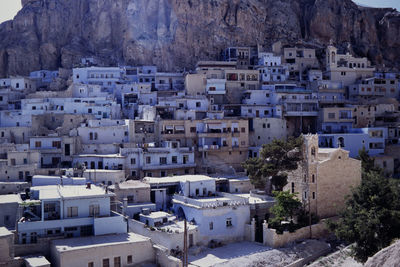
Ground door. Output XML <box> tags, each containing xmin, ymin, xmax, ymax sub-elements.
<box><xmin>189</xmin><ymin>234</ymin><xmax>194</xmax><ymax>247</ymax></box>
<box><xmin>65</xmin><ymin>144</ymin><xmax>70</xmax><ymax>156</ymax></box>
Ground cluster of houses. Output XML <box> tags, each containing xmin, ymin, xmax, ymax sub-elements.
<box><xmin>0</xmin><ymin>41</ymin><xmax>398</xmax><ymax>266</ymax></box>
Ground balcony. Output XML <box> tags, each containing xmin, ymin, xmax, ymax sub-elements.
<box><xmin>142</xmin><ymin>163</ymin><xmax>196</xmax><ymax>171</ymax></box>
<box><xmin>198</xmin><ymin>145</ymin><xmax>221</xmax><ymax>152</ymax></box>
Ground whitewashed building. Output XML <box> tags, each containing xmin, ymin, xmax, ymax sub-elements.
<box><xmin>17</xmin><ymin>185</ymin><xmax>127</xmax><ymax>244</ymax></box>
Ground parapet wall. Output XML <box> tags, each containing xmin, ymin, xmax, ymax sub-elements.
<box><xmin>263</xmin><ymin>219</ymin><xmax>330</xmax><ymax>248</ymax></box>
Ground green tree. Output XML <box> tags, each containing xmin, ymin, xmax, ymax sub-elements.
<box><xmin>270</xmin><ymin>190</ymin><xmax>302</xmax><ymax>223</ymax></box>
<box><xmin>357</xmin><ymin>147</ymin><xmax>381</xmax><ymax>174</ymax></box>
<box><xmin>328</xmin><ymin>150</ymin><xmax>400</xmax><ymax>262</ymax></box>
<box><xmin>242</xmin><ymin>137</ymin><xmax>303</xmax><ymax>193</ymax></box>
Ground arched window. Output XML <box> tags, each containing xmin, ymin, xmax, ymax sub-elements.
<box><xmin>338</xmin><ymin>137</ymin><xmax>345</xmax><ymax>148</ymax></box>
<box><xmin>331</xmin><ymin>52</ymin><xmax>336</xmax><ymax>64</ymax></box>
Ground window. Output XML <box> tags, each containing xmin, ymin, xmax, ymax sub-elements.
<box><xmin>146</xmin><ymin>157</ymin><xmax>151</xmax><ymax>164</ymax></box>
<box><xmin>94</xmin><ymin>133</ymin><xmax>98</xmax><ymax>140</ymax></box>
<box><xmin>209</xmin><ymin>222</ymin><xmax>213</xmax><ymax>230</ymax></box>
<box><xmin>10</xmin><ymin>159</ymin><xmax>16</xmax><ymax>166</ymax></box>
<box><xmin>226</xmin><ymin>218</ymin><xmax>233</xmax><ymax>227</ymax></box>
<box><xmin>114</xmin><ymin>257</ymin><xmax>121</xmax><ymax>267</ymax></box>
<box><xmin>190</xmin><ymin>127</ymin><xmax>196</xmax><ymax>133</ymax></box>
<box><xmin>44</xmin><ymin>203</ymin><xmax>56</xmax><ymax>212</ymax></box>
<box><xmin>328</xmin><ymin>113</ymin><xmax>335</xmax><ymax>119</ymax></box>
<box><xmin>267</xmin><ymin>123</ymin><xmax>270</xmax><ymax>128</ymax></box>
<box><xmin>131</xmin><ymin>158</ymin><xmax>136</xmax><ymax>165</ymax></box>
<box><xmin>159</xmin><ymin>157</ymin><xmax>167</xmax><ymax>165</ymax></box>
<box><xmin>67</xmin><ymin>207</ymin><xmax>78</xmax><ymax>218</ymax></box>
<box><xmin>241</xmin><ymin>127</ymin><xmax>245</xmax><ymax>133</ymax></box>
<box><xmin>30</xmin><ymin>232</ymin><xmax>37</xmax><ymax>243</ymax></box>
<box><xmin>52</xmin><ymin>141</ymin><xmax>61</xmax><ymax>148</ymax></box>
<box><xmin>102</xmin><ymin>258</ymin><xmax>110</xmax><ymax>267</ymax></box>
<box><xmin>35</xmin><ymin>141</ymin><xmax>42</xmax><ymax>148</ymax></box>
<box><xmin>89</xmin><ymin>132</ymin><xmax>93</xmax><ymax>140</ymax></box>
<box><xmin>172</xmin><ymin>156</ymin><xmax>177</xmax><ymax>164</ymax></box>
<box><xmin>312</xmin><ymin>192</ymin><xmax>316</xmax><ymax>199</ymax></box>
<box><xmin>304</xmin><ymin>191</ymin><xmax>307</xmax><ymax>199</ymax></box>
<box><xmin>196</xmin><ymin>102</ymin><xmax>201</xmax><ymax>107</ymax></box>
<box><xmin>338</xmin><ymin>137</ymin><xmax>345</xmax><ymax>148</ymax></box>
<box><xmin>127</xmin><ymin>255</ymin><xmax>133</xmax><ymax>264</ymax></box>
<box><xmin>88</xmin><ymin>108</ymin><xmax>92</xmax><ymax>114</ymax></box>
<box><xmin>263</xmin><ymin>123</ymin><xmax>266</xmax><ymax>128</ymax></box>
<box><xmin>312</xmin><ymin>174</ymin><xmax>315</xmax><ymax>183</ymax></box>
<box><xmin>23</xmin><ymin>158</ymin><xmax>27</xmax><ymax>164</ymax></box>
<box><xmin>88</xmin><ymin>262</ymin><xmax>94</xmax><ymax>267</ymax></box>
<box><xmin>291</xmin><ymin>182</ymin><xmax>295</xmax><ymax>193</ymax></box>
<box><xmin>89</xmin><ymin>204</ymin><xmax>100</xmax><ymax>217</ymax></box>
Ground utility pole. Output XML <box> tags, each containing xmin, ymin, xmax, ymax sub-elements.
<box><xmin>183</xmin><ymin>219</ymin><xmax>188</xmax><ymax>267</ymax></box>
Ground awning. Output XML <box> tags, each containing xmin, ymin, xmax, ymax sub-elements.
<box><xmin>175</xmin><ymin>125</ymin><xmax>185</xmax><ymax>131</ymax></box>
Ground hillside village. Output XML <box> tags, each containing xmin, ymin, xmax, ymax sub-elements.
<box><xmin>0</xmin><ymin>42</ymin><xmax>399</xmax><ymax>266</ymax></box>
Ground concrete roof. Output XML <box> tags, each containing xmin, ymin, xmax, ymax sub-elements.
<box><xmin>115</xmin><ymin>180</ymin><xmax>150</xmax><ymax>189</ymax></box>
<box><xmin>76</xmin><ymin>154</ymin><xmax>125</xmax><ymax>158</ymax></box>
<box><xmin>144</xmin><ymin>175</ymin><xmax>215</xmax><ymax>184</ymax></box>
<box><xmin>24</xmin><ymin>256</ymin><xmax>50</xmax><ymax>267</ymax></box>
<box><xmin>52</xmin><ymin>233</ymin><xmax>149</xmax><ymax>252</ymax></box>
<box><xmin>140</xmin><ymin>211</ymin><xmax>169</xmax><ymax>219</ymax></box>
<box><xmin>34</xmin><ymin>185</ymin><xmax>112</xmax><ymax>200</ymax></box>
<box><xmin>0</xmin><ymin>194</ymin><xmax>22</xmax><ymax>204</ymax></box>
<box><xmin>0</xmin><ymin>227</ymin><xmax>13</xmax><ymax>237</ymax></box>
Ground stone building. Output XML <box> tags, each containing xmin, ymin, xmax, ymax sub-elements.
<box><xmin>284</xmin><ymin>134</ymin><xmax>361</xmax><ymax>218</ymax></box>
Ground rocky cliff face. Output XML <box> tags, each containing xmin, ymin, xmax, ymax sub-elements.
<box><xmin>0</xmin><ymin>0</ymin><xmax>399</xmax><ymax>76</ymax></box>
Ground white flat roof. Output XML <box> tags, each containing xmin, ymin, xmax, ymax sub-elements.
<box><xmin>24</xmin><ymin>256</ymin><xmax>50</xmax><ymax>267</ymax></box>
<box><xmin>140</xmin><ymin>211</ymin><xmax>169</xmax><ymax>219</ymax></box>
<box><xmin>144</xmin><ymin>175</ymin><xmax>215</xmax><ymax>184</ymax></box>
<box><xmin>52</xmin><ymin>233</ymin><xmax>149</xmax><ymax>252</ymax></box>
<box><xmin>0</xmin><ymin>227</ymin><xmax>13</xmax><ymax>237</ymax></box>
<box><xmin>34</xmin><ymin>185</ymin><xmax>112</xmax><ymax>200</ymax></box>
<box><xmin>77</xmin><ymin>154</ymin><xmax>125</xmax><ymax>158</ymax></box>
<box><xmin>116</xmin><ymin>180</ymin><xmax>150</xmax><ymax>189</ymax></box>
<box><xmin>0</xmin><ymin>194</ymin><xmax>22</xmax><ymax>204</ymax></box>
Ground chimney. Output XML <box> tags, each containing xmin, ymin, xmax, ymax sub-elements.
<box><xmin>86</xmin><ymin>182</ymin><xmax>91</xmax><ymax>189</ymax></box>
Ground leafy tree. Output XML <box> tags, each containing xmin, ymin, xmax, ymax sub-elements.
<box><xmin>328</xmin><ymin>149</ymin><xmax>400</xmax><ymax>262</ymax></box>
<box><xmin>242</xmin><ymin>137</ymin><xmax>303</xmax><ymax>193</ymax></box>
<box><xmin>270</xmin><ymin>190</ymin><xmax>302</xmax><ymax>222</ymax></box>
<box><xmin>357</xmin><ymin>147</ymin><xmax>381</xmax><ymax>174</ymax></box>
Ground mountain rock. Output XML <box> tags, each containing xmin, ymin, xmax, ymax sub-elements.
<box><xmin>364</xmin><ymin>240</ymin><xmax>400</xmax><ymax>267</ymax></box>
<box><xmin>0</xmin><ymin>0</ymin><xmax>399</xmax><ymax>76</ymax></box>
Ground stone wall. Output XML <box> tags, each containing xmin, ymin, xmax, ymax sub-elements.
<box><xmin>154</xmin><ymin>244</ymin><xmax>182</xmax><ymax>267</ymax></box>
<box><xmin>263</xmin><ymin>220</ymin><xmax>330</xmax><ymax>248</ymax></box>
<box><xmin>14</xmin><ymin>236</ymin><xmax>64</xmax><ymax>258</ymax></box>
